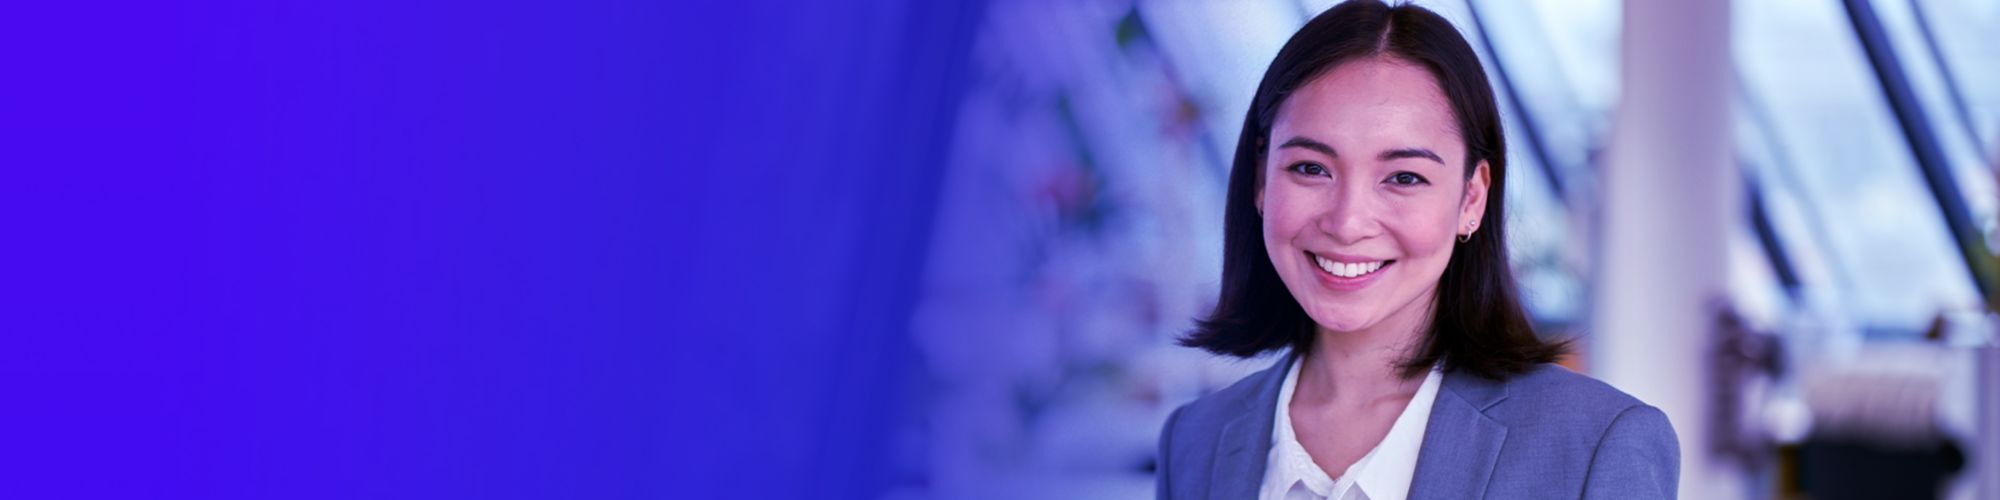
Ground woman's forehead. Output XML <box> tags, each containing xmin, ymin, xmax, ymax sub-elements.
<box><xmin>1271</xmin><ymin>58</ymin><xmax>1462</xmax><ymax>151</ymax></box>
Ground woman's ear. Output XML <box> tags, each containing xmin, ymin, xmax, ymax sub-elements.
<box><xmin>1461</xmin><ymin>161</ymin><xmax>1491</xmax><ymax>227</ymax></box>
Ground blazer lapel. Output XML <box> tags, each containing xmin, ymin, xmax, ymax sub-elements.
<box><xmin>1408</xmin><ymin>369</ymin><xmax>1510</xmax><ymax>500</ymax></box>
<box><xmin>1206</xmin><ymin>352</ymin><xmax>1295</xmax><ymax>500</ymax></box>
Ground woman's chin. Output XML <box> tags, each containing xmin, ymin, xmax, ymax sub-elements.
<box><xmin>1305</xmin><ymin>313</ymin><xmax>1376</xmax><ymax>334</ymax></box>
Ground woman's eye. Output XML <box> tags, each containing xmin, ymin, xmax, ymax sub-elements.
<box><xmin>1387</xmin><ymin>172</ymin><xmax>1429</xmax><ymax>186</ymax></box>
<box><xmin>1289</xmin><ymin>163</ymin><xmax>1328</xmax><ymax>177</ymax></box>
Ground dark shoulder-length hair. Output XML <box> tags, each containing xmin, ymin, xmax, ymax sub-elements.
<box><xmin>1180</xmin><ymin>0</ymin><xmax>1567</xmax><ymax>379</ymax></box>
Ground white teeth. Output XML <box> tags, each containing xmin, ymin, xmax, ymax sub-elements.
<box><xmin>1313</xmin><ymin>254</ymin><xmax>1387</xmax><ymax>278</ymax></box>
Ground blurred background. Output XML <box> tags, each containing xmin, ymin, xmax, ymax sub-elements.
<box><xmin>900</xmin><ymin>0</ymin><xmax>2000</xmax><ymax>499</ymax></box>
<box><xmin>4</xmin><ymin>0</ymin><xmax>1995</xmax><ymax>498</ymax></box>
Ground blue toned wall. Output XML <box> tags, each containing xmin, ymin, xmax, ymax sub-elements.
<box><xmin>1</xmin><ymin>1</ymin><xmax>979</xmax><ymax>498</ymax></box>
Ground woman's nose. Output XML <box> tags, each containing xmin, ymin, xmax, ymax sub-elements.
<box><xmin>1317</xmin><ymin>187</ymin><xmax>1381</xmax><ymax>244</ymax></box>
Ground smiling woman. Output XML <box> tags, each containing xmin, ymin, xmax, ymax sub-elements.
<box><xmin>1158</xmin><ymin>1</ymin><xmax>1679</xmax><ymax>500</ymax></box>
<box><xmin>1257</xmin><ymin>58</ymin><xmax>1485</xmax><ymax>339</ymax></box>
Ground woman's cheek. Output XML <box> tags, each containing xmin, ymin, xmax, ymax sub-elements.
<box><xmin>1410</xmin><ymin>212</ymin><xmax>1459</xmax><ymax>256</ymax></box>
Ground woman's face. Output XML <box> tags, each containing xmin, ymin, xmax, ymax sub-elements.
<box><xmin>1256</xmin><ymin>57</ymin><xmax>1489</xmax><ymax>338</ymax></box>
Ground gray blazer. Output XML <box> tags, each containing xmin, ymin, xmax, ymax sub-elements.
<box><xmin>1157</xmin><ymin>352</ymin><xmax>1679</xmax><ymax>499</ymax></box>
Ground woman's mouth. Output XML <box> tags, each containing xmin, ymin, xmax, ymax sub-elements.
<box><xmin>1307</xmin><ymin>252</ymin><xmax>1394</xmax><ymax>290</ymax></box>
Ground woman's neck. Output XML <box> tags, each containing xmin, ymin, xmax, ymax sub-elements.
<box><xmin>1294</xmin><ymin>315</ymin><xmax>1428</xmax><ymax>409</ymax></box>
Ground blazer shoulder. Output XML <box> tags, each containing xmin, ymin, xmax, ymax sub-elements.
<box><xmin>1583</xmin><ymin>403</ymin><xmax>1680</xmax><ymax>499</ymax></box>
<box><xmin>1169</xmin><ymin>356</ymin><xmax>1286</xmax><ymax>429</ymax></box>
<box><xmin>1158</xmin><ymin>356</ymin><xmax>1288</xmax><ymax>499</ymax></box>
<box><xmin>1483</xmin><ymin>363</ymin><xmax>1675</xmax><ymax>448</ymax></box>
<box><xmin>1501</xmin><ymin>363</ymin><xmax>1649</xmax><ymax>416</ymax></box>
<box><xmin>1476</xmin><ymin>364</ymin><xmax>1680</xmax><ymax>498</ymax></box>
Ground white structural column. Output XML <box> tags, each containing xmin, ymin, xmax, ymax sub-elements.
<box><xmin>1593</xmin><ymin>0</ymin><xmax>1739</xmax><ymax>498</ymax></box>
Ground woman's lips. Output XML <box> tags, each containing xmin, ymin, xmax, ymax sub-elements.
<box><xmin>1307</xmin><ymin>251</ymin><xmax>1393</xmax><ymax>291</ymax></box>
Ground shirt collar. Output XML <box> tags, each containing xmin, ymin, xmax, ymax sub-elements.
<box><xmin>1351</xmin><ymin>362</ymin><xmax>1444</xmax><ymax>500</ymax></box>
<box><xmin>1268</xmin><ymin>358</ymin><xmax>1337</xmax><ymax>497</ymax></box>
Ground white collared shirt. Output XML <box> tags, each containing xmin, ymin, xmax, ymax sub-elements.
<box><xmin>1259</xmin><ymin>358</ymin><xmax>1444</xmax><ymax>500</ymax></box>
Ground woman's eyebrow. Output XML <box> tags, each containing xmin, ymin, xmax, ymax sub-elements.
<box><xmin>1277</xmin><ymin>136</ymin><xmax>1337</xmax><ymax>158</ymax></box>
<box><xmin>1378</xmin><ymin>147</ymin><xmax>1444</xmax><ymax>165</ymax></box>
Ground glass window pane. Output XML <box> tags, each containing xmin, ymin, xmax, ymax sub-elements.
<box><xmin>1910</xmin><ymin>0</ymin><xmax>2000</xmax><ymax>159</ymax></box>
<box><xmin>1866</xmin><ymin>0</ymin><xmax>1999</xmax><ymax>254</ymax></box>
<box><xmin>1735</xmin><ymin>0</ymin><xmax>1981</xmax><ymax>329</ymax></box>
